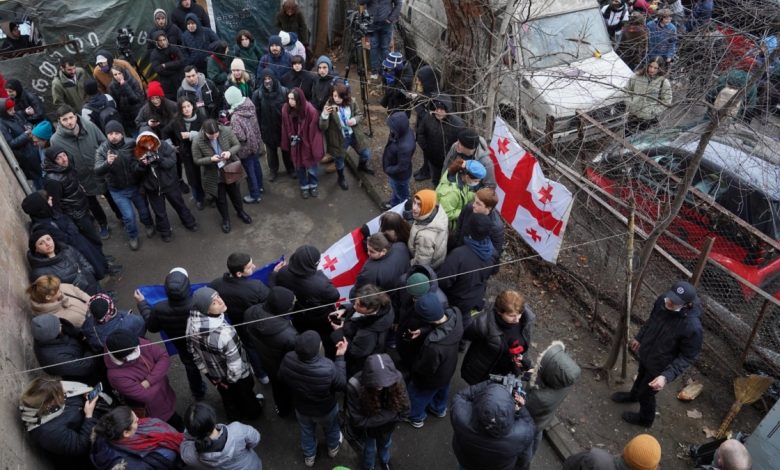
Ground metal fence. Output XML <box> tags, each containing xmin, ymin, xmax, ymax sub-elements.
<box><xmin>506</xmin><ymin>120</ymin><xmax>780</xmax><ymax>384</ymax></box>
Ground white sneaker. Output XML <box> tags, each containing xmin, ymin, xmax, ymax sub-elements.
<box><xmin>328</xmin><ymin>431</ymin><xmax>343</xmax><ymax>458</ymax></box>
<box><xmin>304</xmin><ymin>455</ymin><xmax>316</xmax><ymax>467</ymax></box>
<box><xmin>370</xmin><ymin>73</ymin><xmax>379</xmax><ymax>80</ymax></box>
<box><xmin>259</xmin><ymin>375</ymin><xmax>270</xmax><ymax>385</ymax></box>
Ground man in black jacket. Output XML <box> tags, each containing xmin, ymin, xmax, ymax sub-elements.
<box><xmin>135</xmin><ymin>267</ymin><xmax>206</xmax><ymax>399</ymax></box>
<box><xmin>451</xmin><ymin>380</ymin><xmax>536</xmax><ymax>470</ymax></box>
<box><xmin>416</xmin><ymin>93</ymin><xmax>465</xmax><ymax>185</ymax></box>
<box><xmin>170</xmin><ymin>0</ymin><xmax>211</xmax><ymax>32</ymax></box>
<box><xmin>209</xmin><ymin>252</ymin><xmax>271</xmax><ymax>383</ymax></box>
<box><xmin>177</xmin><ymin>65</ymin><xmax>222</xmax><ymax>118</ymax></box>
<box><xmin>405</xmin><ymin>293</ymin><xmax>463</xmax><ymax>429</ymax></box>
<box><xmin>133</xmin><ymin>130</ymin><xmax>198</xmax><ymax>242</ymax></box>
<box><xmin>611</xmin><ymin>280</ymin><xmax>703</xmax><ymax>427</ymax></box>
<box><xmin>31</xmin><ymin>314</ymin><xmax>102</xmax><ymax>384</ymax></box>
<box><xmin>94</xmin><ymin>121</ymin><xmax>154</xmax><ymax>251</ymax></box>
<box><xmin>437</xmin><ymin>213</ymin><xmax>495</xmax><ymax>329</ymax></box>
<box><xmin>149</xmin><ymin>31</ymin><xmax>186</xmax><ymax>101</ymax></box>
<box><xmin>279</xmin><ymin>330</ymin><xmax>348</xmax><ymax>467</ymax></box>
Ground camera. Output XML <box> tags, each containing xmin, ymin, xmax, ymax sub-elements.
<box><xmin>290</xmin><ymin>135</ymin><xmax>302</xmax><ymax>147</ymax></box>
<box><xmin>116</xmin><ymin>26</ymin><xmax>134</xmax><ymax>51</ymax></box>
<box><xmin>142</xmin><ymin>151</ymin><xmax>160</xmax><ymax>163</ymax></box>
<box><xmin>329</xmin><ymin>312</ymin><xmax>344</xmax><ymax>326</ymax></box>
<box><xmin>346</xmin><ymin>9</ymin><xmax>373</xmax><ymax>38</ymax></box>
<box><xmin>488</xmin><ymin>373</ymin><xmax>526</xmax><ymax>399</ymax></box>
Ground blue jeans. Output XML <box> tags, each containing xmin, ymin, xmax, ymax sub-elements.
<box><xmin>344</xmin><ymin>134</ymin><xmax>371</xmax><ymax>168</ymax></box>
<box><xmin>364</xmin><ymin>432</ymin><xmax>393</xmax><ymax>469</ymax></box>
<box><xmin>241</xmin><ymin>155</ymin><xmax>263</xmax><ymax>199</ymax></box>
<box><xmin>407</xmin><ymin>381</ymin><xmax>449</xmax><ymax>422</ymax></box>
<box><xmin>296</xmin><ymin>166</ymin><xmax>319</xmax><ymax>190</ymax></box>
<box><xmin>295</xmin><ymin>404</ymin><xmax>341</xmax><ymax>458</ymax></box>
<box><xmin>369</xmin><ymin>21</ymin><xmax>394</xmax><ymax>73</ymax></box>
<box><xmin>109</xmin><ymin>186</ymin><xmax>152</xmax><ymax>239</ymax></box>
<box><xmin>388</xmin><ymin>177</ymin><xmax>410</xmax><ymax>205</ymax></box>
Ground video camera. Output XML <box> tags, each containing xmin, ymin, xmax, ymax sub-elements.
<box><xmin>116</xmin><ymin>26</ymin><xmax>134</xmax><ymax>53</ymax></box>
<box><xmin>488</xmin><ymin>373</ymin><xmax>527</xmax><ymax>399</ymax></box>
<box><xmin>346</xmin><ymin>9</ymin><xmax>373</xmax><ymax>38</ymax></box>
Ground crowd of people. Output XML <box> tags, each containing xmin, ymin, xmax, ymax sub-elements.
<box><xmin>604</xmin><ymin>0</ymin><xmax>779</xmax><ymax>131</ymax></box>
<box><xmin>4</xmin><ymin>0</ymin><xmax>765</xmax><ymax>469</ymax></box>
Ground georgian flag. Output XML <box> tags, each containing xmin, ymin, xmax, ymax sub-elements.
<box><xmin>318</xmin><ymin>203</ymin><xmax>406</xmax><ymax>302</ymax></box>
<box><xmin>488</xmin><ymin>117</ymin><xmax>573</xmax><ymax>263</ymax></box>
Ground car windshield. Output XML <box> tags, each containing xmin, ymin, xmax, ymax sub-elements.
<box><xmin>518</xmin><ymin>9</ymin><xmax>613</xmax><ymax>68</ymax></box>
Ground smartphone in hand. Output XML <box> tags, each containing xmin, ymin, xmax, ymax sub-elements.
<box><xmin>86</xmin><ymin>382</ymin><xmax>103</xmax><ymax>401</ymax></box>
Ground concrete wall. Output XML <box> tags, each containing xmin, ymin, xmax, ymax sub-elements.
<box><xmin>0</xmin><ymin>151</ymin><xmax>49</xmax><ymax>468</ymax></box>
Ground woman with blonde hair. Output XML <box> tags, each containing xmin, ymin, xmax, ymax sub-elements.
<box><xmin>27</xmin><ymin>275</ymin><xmax>90</xmax><ymax>327</ymax></box>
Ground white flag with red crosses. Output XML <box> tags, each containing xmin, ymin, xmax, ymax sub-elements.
<box><xmin>487</xmin><ymin>117</ymin><xmax>573</xmax><ymax>263</ymax></box>
<box><xmin>318</xmin><ymin>203</ymin><xmax>405</xmax><ymax>302</ymax></box>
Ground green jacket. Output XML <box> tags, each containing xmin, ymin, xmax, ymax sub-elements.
<box><xmin>525</xmin><ymin>341</ymin><xmax>581</xmax><ymax>431</ymax></box>
<box><xmin>318</xmin><ymin>101</ymin><xmax>368</xmax><ymax>158</ymax></box>
<box><xmin>435</xmin><ymin>172</ymin><xmax>476</xmax><ymax>231</ymax></box>
<box><xmin>192</xmin><ymin>125</ymin><xmax>242</xmax><ymax>197</ymax></box>
<box><xmin>206</xmin><ymin>54</ymin><xmax>229</xmax><ymax>87</ymax></box>
<box><xmin>51</xmin><ymin>67</ymin><xmax>88</xmax><ymax>113</ymax></box>
<box><xmin>625</xmin><ymin>73</ymin><xmax>672</xmax><ymax>121</ymax></box>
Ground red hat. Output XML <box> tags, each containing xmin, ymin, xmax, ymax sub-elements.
<box><xmin>4</xmin><ymin>98</ymin><xmax>14</xmax><ymax>110</ymax></box>
<box><xmin>146</xmin><ymin>81</ymin><xmax>164</xmax><ymax>98</ymax></box>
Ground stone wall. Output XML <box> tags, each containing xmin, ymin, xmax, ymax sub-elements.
<box><xmin>0</xmin><ymin>152</ymin><xmax>49</xmax><ymax>468</ymax></box>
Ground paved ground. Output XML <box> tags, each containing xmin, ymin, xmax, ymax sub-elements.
<box><xmin>99</xmin><ymin>162</ymin><xmax>563</xmax><ymax>470</ymax></box>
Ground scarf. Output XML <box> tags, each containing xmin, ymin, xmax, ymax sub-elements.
<box><xmin>337</xmin><ymin>104</ymin><xmax>352</xmax><ymax>137</ymax></box>
<box><xmin>112</xmin><ymin>417</ymin><xmax>183</xmax><ymax>457</ymax></box>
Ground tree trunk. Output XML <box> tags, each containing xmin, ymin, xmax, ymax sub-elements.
<box><xmin>314</xmin><ymin>0</ymin><xmax>330</xmax><ymax>57</ymax></box>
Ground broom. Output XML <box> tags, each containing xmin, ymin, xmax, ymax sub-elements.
<box><xmin>716</xmin><ymin>374</ymin><xmax>774</xmax><ymax>439</ymax></box>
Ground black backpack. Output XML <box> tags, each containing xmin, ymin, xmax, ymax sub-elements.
<box><xmin>84</xmin><ymin>100</ymin><xmax>121</xmax><ymax>133</ymax></box>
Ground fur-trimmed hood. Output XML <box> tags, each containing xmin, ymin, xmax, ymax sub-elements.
<box><xmin>529</xmin><ymin>340</ymin><xmax>581</xmax><ymax>390</ymax></box>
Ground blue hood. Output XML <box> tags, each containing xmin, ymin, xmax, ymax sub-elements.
<box><xmin>387</xmin><ymin>111</ymin><xmax>410</xmax><ymax>139</ymax></box>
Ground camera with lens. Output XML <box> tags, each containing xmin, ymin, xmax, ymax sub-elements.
<box><xmin>289</xmin><ymin>134</ymin><xmax>302</xmax><ymax>147</ymax></box>
<box><xmin>488</xmin><ymin>373</ymin><xmax>526</xmax><ymax>399</ymax></box>
<box><xmin>116</xmin><ymin>26</ymin><xmax>134</xmax><ymax>52</ymax></box>
<box><xmin>142</xmin><ymin>151</ymin><xmax>160</xmax><ymax>164</ymax></box>
<box><xmin>346</xmin><ymin>9</ymin><xmax>373</xmax><ymax>38</ymax></box>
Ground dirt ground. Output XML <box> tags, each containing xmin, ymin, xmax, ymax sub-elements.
<box><xmin>332</xmin><ymin>58</ymin><xmax>767</xmax><ymax>468</ymax></box>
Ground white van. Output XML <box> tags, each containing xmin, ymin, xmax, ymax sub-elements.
<box><xmin>399</xmin><ymin>0</ymin><xmax>634</xmax><ymax>142</ymax></box>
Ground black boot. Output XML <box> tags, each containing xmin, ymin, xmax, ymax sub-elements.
<box><xmin>221</xmin><ymin>218</ymin><xmax>231</xmax><ymax>233</ymax></box>
<box><xmin>237</xmin><ymin>211</ymin><xmax>252</xmax><ymax>224</ymax></box>
<box><xmin>358</xmin><ymin>160</ymin><xmax>375</xmax><ymax>176</ymax></box>
<box><xmin>337</xmin><ymin>170</ymin><xmax>348</xmax><ymax>190</ymax></box>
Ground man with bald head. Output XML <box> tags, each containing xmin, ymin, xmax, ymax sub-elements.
<box><xmin>695</xmin><ymin>439</ymin><xmax>752</xmax><ymax>470</ymax></box>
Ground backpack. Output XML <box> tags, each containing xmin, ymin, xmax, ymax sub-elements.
<box><xmin>84</xmin><ymin>100</ymin><xmax>121</xmax><ymax>133</ymax></box>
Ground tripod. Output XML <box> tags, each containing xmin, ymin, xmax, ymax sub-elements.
<box><xmin>343</xmin><ymin>30</ymin><xmax>373</xmax><ymax>137</ymax></box>
<box><xmin>118</xmin><ymin>47</ymin><xmax>149</xmax><ymax>87</ymax></box>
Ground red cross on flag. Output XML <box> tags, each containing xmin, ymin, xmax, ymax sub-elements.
<box><xmin>318</xmin><ymin>203</ymin><xmax>406</xmax><ymax>302</ymax></box>
<box><xmin>488</xmin><ymin>117</ymin><xmax>573</xmax><ymax>263</ymax></box>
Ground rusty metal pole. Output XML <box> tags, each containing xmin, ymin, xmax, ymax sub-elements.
<box><xmin>740</xmin><ymin>299</ymin><xmax>772</xmax><ymax>364</ymax></box>
<box><xmin>690</xmin><ymin>237</ymin><xmax>715</xmax><ymax>287</ymax></box>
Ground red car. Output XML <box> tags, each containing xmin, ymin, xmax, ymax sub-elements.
<box><xmin>586</xmin><ymin>123</ymin><xmax>780</xmax><ymax>300</ymax></box>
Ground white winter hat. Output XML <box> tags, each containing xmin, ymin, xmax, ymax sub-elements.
<box><xmin>279</xmin><ymin>31</ymin><xmax>291</xmax><ymax>46</ymax></box>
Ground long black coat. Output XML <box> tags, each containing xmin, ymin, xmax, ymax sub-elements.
<box><xmin>278</xmin><ymin>352</ymin><xmax>347</xmax><ymax>417</ymax></box>
<box><xmin>453</xmin><ymin>204</ymin><xmax>505</xmax><ymax>261</ymax></box>
<box><xmin>271</xmin><ymin>253</ymin><xmax>340</xmax><ymax>336</ymax></box>
<box><xmin>27</xmin><ymin>244</ymin><xmax>99</xmax><ymax>295</ymax></box>
<box><xmin>437</xmin><ymin>244</ymin><xmax>493</xmax><ymax>315</ymax></box>
<box><xmin>33</xmin><ymin>319</ymin><xmax>102</xmax><ymax>383</ymax></box>
<box><xmin>350</xmin><ymin>241</ymin><xmax>410</xmax><ymax>301</ymax></box>
<box><xmin>416</xmin><ymin>94</ymin><xmax>465</xmax><ymax>168</ymax></box>
<box><xmin>244</xmin><ymin>303</ymin><xmax>298</xmax><ymax>377</ymax></box>
<box><xmin>411</xmin><ymin>309</ymin><xmax>463</xmax><ymax>389</ymax></box>
<box><xmin>252</xmin><ymin>73</ymin><xmax>288</xmax><ymax>148</ymax></box>
<box><xmin>149</xmin><ymin>45</ymin><xmax>186</xmax><ymax>99</ymax></box>
<box><xmin>43</xmin><ymin>160</ymin><xmax>90</xmax><ymax>221</ymax></box>
<box><xmin>132</xmin><ymin>139</ymin><xmax>180</xmax><ymax>195</ymax></box>
<box><xmin>341</xmin><ymin>302</ymin><xmax>394</xmax><ymax>376</ymax></box>
<box><xmin>636</xmin><ymin>296</ymin><xmax>703</xmax><ymax>381</ymax></box>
